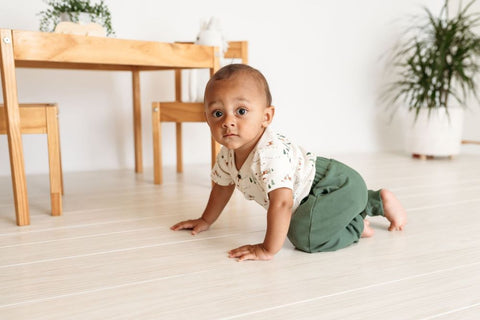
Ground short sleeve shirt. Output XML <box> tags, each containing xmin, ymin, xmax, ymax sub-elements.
<box><xmin>211</xmin><ymin>127</ymin><xmax>317</xmax><ymax>211</ymax></box>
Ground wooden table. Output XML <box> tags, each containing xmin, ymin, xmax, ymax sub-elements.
<box><xmin>0</xmin><ymin>29</ymin><xmax>220</xmax><ymax>226</ymax></box>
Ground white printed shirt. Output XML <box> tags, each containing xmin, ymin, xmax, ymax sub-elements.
<box><xmin>211</xmin><ymin>127</ymin><xmax>317</xmax><ymax>211</ymax></box>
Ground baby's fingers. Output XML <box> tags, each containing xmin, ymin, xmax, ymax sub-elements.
<box><xmin>170</xmin><ymin>220</ymin><xmax>194</xmax><ymax>231</ymax></box>
<box><xmin>228</xmin><ymin>245</ymin><xmax>256</xmax><ymax>261</ymax></box>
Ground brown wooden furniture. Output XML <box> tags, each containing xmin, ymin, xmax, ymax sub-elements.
<box><xmin>152</xmin><ymin>41</ymin><xmax>248</xmax><ymax>184</ymax></box>
<box><xmin>462</xmin><ymin>140</ymin><xmax>480</xmax><ymax>145</ymax></box>
<box><xmin>1</xmin><ymin>103</ymin><xmax>63</xmax><ymax>216</ymax></box>
<box><xmin>0</xmin><ymin>29</ymin><xmax>220</xmax><ymax>225</ymax></box>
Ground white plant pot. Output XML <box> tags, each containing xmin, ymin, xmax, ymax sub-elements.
<box><xmin>56</xmin><ymin>12</ymin><xmax>106</xmax><ymax>37</ymax></box>
<box><xmin>405</xmin><ymin>107</ymin><xmax>464</xmax><ymax>156</ymax></box>
<box><xmin>60</xmin><ymin>12</ymin><xmax>92</xmax><ymax>24</ymax></box>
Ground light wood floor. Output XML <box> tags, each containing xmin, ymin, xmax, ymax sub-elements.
<box><xmin>1</xmin><ymin>153</ymin><xmax>480</xmax><ymax>319</ymax></box>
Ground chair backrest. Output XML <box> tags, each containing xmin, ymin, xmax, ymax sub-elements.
<box><xmin>224</xmin><ymin>41</ymin><xmax>248</xmax><ymax>64</ymax></box>
<box><xmin>175</xmin><ymin>41</ymin><xmax>248</xmax><ymax>63</ymax></box>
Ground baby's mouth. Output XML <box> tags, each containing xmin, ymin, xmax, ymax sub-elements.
<box><xmin>223</xmin><ymin>132</ymin><xmax>238</xmax><ymax>138</ymax></box>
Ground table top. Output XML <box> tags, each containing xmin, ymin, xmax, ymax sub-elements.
<box><xmin>3</xmin><ymin>29</ymin><xmax>217</xmax><ymax>71</ymax></box>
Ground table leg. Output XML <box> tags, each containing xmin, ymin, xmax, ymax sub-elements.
<box><xmin>0</xmin><ymin>29</ymin><xmax>30</xmax><ymax>226</ymax></box>
<box><xmin>132</xmin><ymin>68</ymin><xmax>143</xmax><ymax>173</ymax></box>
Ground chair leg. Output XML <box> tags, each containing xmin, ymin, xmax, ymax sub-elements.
<box><xmin>54</xmin><ymin>105</ymin><xmax>64</xmax><ymax>195</ymax></box>
<box><xmin>59</xmin><ymin>132</ymin><xmax>64</xmax><ymax>195</ymax></box>
<box><xmin>152</xmin><ymin>102</ymin><xmax>162</xmax><ymax>184</ymax></box>
<box><xmin>46</xmin><ymin>106</ymin><xmax>62</xmax><ymax>216</ymax></box>
<box><xmin>176</xmin><ymin>122</ymin><xmax>183</xmax><ymax>173</ymax></box>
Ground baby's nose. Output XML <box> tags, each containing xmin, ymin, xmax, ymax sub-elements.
<box><xmin>222</xmin><ymin>114</ymin><xmax>236</xmax><ymax>127</ymax></box>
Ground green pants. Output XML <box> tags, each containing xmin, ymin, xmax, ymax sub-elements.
<box><xmin>287</xmin><ymin>157</ymin><xmax>384</xmax><ymax>253</ymax></box>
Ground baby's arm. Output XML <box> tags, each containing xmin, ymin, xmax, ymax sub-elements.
<box><xmin>228</xmin><ymin>187</ymin><xmax>293</xmax><ymax>261</ymax></box>
<box><xmin>171</xmin><ymin>183</ymin><xmax>235</xmax><ymax>235</ymax></box>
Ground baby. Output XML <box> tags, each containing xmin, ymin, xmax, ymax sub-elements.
<box><xmin>171</xmin><ymin>64</ymin><xmax>407</xmax><ymax>261</ymax></box>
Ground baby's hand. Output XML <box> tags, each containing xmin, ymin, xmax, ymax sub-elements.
<box><xmin>228</xmin><ymin>244</ymin><xmax>274</xmax><ymax>262</ymax></box>
<box><xmin>170</xmin><ymin>218</ymin><xmax>210</xmax><ymax>235</ymax></box>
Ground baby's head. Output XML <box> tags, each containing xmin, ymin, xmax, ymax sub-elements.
<box><xmin>205</xmin><ymin>64</ymin><xmax>272</xmax><ymax>108</ymax></box>
<box><xmin>204</xmin><ymin>64</ymin><xmax>275</xmax><ymax>152</ymax></box>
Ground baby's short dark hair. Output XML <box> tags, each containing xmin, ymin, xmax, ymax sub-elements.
<box><xmin>206</xmin><ymin>64</ymin><xmax>272</xmax><ymax>106</ymax></box>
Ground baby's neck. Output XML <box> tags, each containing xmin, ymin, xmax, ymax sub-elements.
<box><xmin>234</xmin><ymin>127</ymin><xmax>267</xmax><ymax>170</ymax></box>
<box><xmin>234</xmin><ymin>150</ymin><xmax>250</xmax><ymax>171</ymax></box>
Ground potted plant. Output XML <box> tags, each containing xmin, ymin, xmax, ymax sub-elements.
<box><xmin>38</xmin><ymin>0</ymin><xmax>115</xmax><ymax>36</ymax></box>
<box><xmin>384</xmin><ymin>0</ymin><xmax>480</xmax><ymax>158</ymax></box>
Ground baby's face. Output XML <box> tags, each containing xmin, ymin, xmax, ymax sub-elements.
<box><xmin>204</xmin><ymin>73</ymin><xmax>273</xmax><ymax>156</ymax></box>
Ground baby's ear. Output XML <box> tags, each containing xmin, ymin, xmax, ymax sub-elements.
<box><xmin>262</xmin><ymin>105</ymin><xmax>275</xmax><ymax>127</ymax></box>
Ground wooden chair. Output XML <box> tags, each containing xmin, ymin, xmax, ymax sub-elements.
<box><xmin>152</xmin><ymin>41</ymin><xmax>248</xmax><ymax>184</ymax></box>
<box><xmin>0</xmin><ymin>103</ymin><xmax>63</xmax><ymax>216</ymax></box>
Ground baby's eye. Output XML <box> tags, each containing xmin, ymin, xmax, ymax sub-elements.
<box><xmin>236</xmin><ymin>108</ymin><xmax>248</xmax><ymax>116</ymax></box>
<box><xmin>212</xmin><ymin>110</ymin><xmax>223</xmax><ymax>118</ymax></box>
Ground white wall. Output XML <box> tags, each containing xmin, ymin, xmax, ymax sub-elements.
<box><xmin>1</xmin><ymin>0</ymin><xmax>479</xmax><ymax>175</ymax></box>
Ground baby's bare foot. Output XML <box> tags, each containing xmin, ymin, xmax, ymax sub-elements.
<box><xmin>381</xmin><ymin>189</ymin><xmax>407</xmax><ymax>231</ymax></box>
<box><xmin>361</xmin><ymin>219</ymin><xmax>374</xmax><ymax>238</ymax></box>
